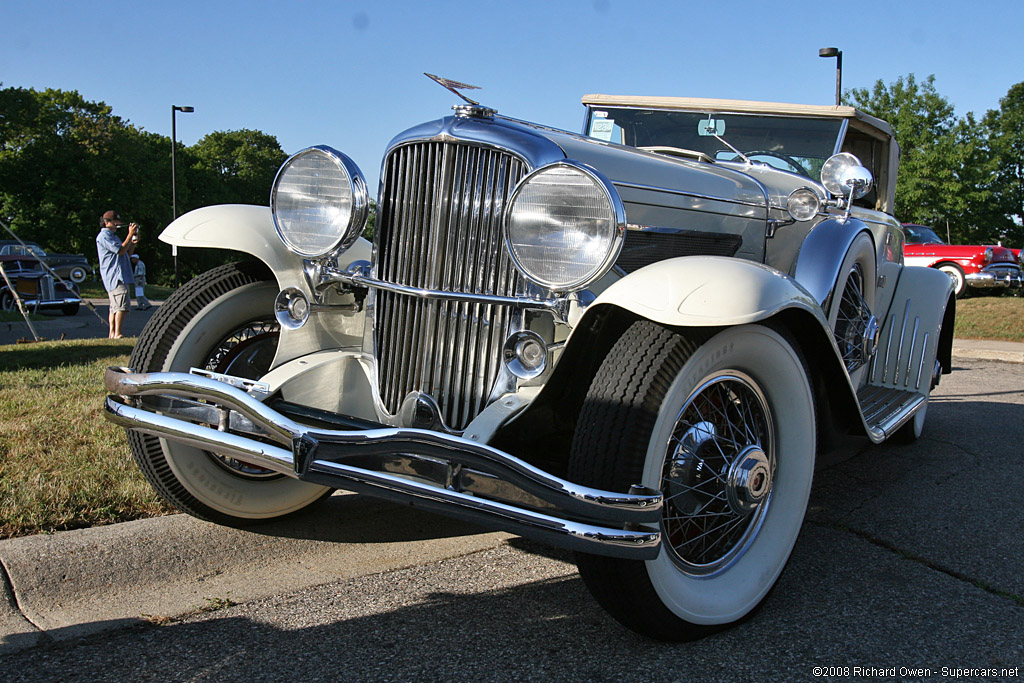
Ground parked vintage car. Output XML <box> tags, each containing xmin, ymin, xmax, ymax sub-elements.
<box><xmin>104</xmin><ymin>85</ymin><xmax>955</xmax><ymax>641</ymax></box>
<box><xmin>0</xmin><ymin>254</ymin><xmax>82</xmax><ymax>315</ymax></box>
<box><xmin>902</xmin><ymin>224</ymin><xmax>1023</xmax><ymax>298</ymax></box>
<box><xmin>0</xmin><ymin>240</ymin><xmax>94</xmax><ymax>283</ymax></box>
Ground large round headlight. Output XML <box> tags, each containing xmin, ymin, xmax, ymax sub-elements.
<box><xmin>271</xmin><ymin>146</ymin><xmax>368</xmax><ymax>258</ymax></box>
<box><xmin>504</xmin><ymin>162</ymin><xmax>625</xmax><ymax>292</ymax></box>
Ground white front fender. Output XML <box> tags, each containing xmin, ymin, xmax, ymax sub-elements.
<box><xmin>159</xmin><ymin>204</ymin><xmax>371</xmax><ymax>273</ymax></box>
<box><xmin>590</xmin><ymin>256</ymin><xmax>825</xmax><ymax>327</ymax></box>
<box><xmin>160</xmin><ymin>204</ymin><xmax>372</xmax><ymax>366</ymax></box>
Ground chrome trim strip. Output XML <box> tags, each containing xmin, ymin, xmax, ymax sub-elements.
<box><xmin>614</xmin><ymin>180</ymin><xmax>767</xmax><ymax>209</ymax></box>
<box><xmin>878</xmin><ymin>393</ymin><xmax>926</xmax><ymax>437</ymax></box>
<box><xmin>894</xmin><ymin>299</ymin><xmax>911</xmax><ymax>386</ymax></box>
<box><xmin>869</xmin><ymin>337</ymin><xmax>880</xmax><ymax>384</ymax></box>
<box><xmin>856</xmin><ymin>385</ymin><xmax>926</xmax><ymax>440</ymax></box>
<box><xmin>333</xmin><ymin>268</ymin><xmax>564</xmax><ymax>308</ymax></box>
<box><xmin>916</xmin><ymin>332</ymin><xmax>930</xmax><ymax>390</ymax></box>
<box><xmin>881</xmin><ymin>314</ymin><xmax>895</xmax><ymax>384</ymax></box>
<box><xmin>905</xmin><ymin>317</ymin><xmax>919</xmax><ymax>388</ymax></box>
<box><xmin>834</xmin><ymin>119</ymin><xmax>850</xmax><ymax>157</ymax></box>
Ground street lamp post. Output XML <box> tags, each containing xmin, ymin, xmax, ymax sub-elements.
<box><xmin>171</xmin><ymin>105</ymin><xmax>194</xmax><ymax>287</ymax></box>
<box><xmin>818</xmin><ymin>47</ymin><xmax>843</xmax><ymax>106</ymax></box>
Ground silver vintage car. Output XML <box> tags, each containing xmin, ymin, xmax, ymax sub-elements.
<box><xmin>105</xmin><ymin>85</ymin><xmax>955</xmax><ymax>640</ymax></box>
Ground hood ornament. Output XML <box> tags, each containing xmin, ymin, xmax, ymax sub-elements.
<box><xmin>424</xmin><ymin>73</ymin><xmax>482</xmax><ymax>106</ymax></box>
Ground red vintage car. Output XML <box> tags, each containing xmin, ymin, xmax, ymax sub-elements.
<box><xmin>902</xmin><ymin>223</ymin><xmax>1023</xmax><ymax>297</ymax></box>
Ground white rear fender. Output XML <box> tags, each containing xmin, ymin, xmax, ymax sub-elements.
<box><xmin>589</xmin><ymin>256</ymin><xmax>825</xmax><ymax>328</ymax></box>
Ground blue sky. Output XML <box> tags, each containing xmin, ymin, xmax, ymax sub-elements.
<box><xmin>4</xmin><ymin>0</ymin><xmax>1022</xmax><ymax>194</ymax></box>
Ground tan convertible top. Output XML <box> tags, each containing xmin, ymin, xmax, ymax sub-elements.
<box><xmin>581</xmin><ymin>94</ymin><xmax>895</xmax><ymax>139</ymax></box>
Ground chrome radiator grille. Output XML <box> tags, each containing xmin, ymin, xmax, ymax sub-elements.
<box><xmin>374</xmin><ymin>141</ymin><xmax>529</xmax><ymax>430</ymax></box>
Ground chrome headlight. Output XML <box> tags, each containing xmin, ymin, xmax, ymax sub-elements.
<box><xmin>786</xmin><ymin>188</ymin><xmax>821</xmax><ymax>221</ymax></box>
<box><xmin>271</xmin><ymin>146</ymin><xmax>368</xmax><ymax>258</ymax></box>
<box><xmin>504</xmin><ymin>162</ymin><xmax>625</xmax><ymax>292</ymax></box>
<box><xmin>983</xmin><ymin>247</ymin><xmax>994</xmax><ymax>265</ymax></box>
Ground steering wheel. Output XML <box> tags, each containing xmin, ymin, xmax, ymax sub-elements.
<box><xmin>739</xmin><ymin>150</ymin><xmax>810</xmax><ymax>177</ymax></box>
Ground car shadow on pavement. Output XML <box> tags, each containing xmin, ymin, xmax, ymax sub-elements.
<box><xmin>4</xmin><ymin>523</ymin><xmax>1022</xmax><ymax>681</ymax></box>
<box><xmin>237</xmin><ymin>492</ymin><xmax>494</xmax><ymax>545</ymax></box>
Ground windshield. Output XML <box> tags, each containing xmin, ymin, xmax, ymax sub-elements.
<box><xmin>902</xmin><ymin>225</ymin><xmax>944</xmax><ymax>245</ymax></box>
<box><xmin>587</xmin><ymin>107</ymin><xmax>843</xmax><ymax>178</ymax></box>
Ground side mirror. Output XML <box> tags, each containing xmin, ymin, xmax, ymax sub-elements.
<box><xmin>820</xmin><ymin>152</ymin><xmax>874</xmax><ymax>219</ymax></box>
<box><xmin>840</xmin><ymin>164</ymin><xmax>873</xmax><ymax>200</ymax></box>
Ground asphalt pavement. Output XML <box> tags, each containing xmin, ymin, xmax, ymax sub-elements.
<box><xmin>1</xmin><ymin>309</ymin><xmax>1023</xmax><ymax>679</ymax></box>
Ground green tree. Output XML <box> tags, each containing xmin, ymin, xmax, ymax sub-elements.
<box><xmin>844</xmin><ymin>74</ymin><xmax>1003</xmax><ymax>243</ymax></box>
<box><xmin>846</xmin><ymin>75</ymin><xmax>952</xmax><ymax>223</ymax></box>
<box><xmin>984</xmin><ymin>82</ymin><xmax>1024</xmax><ymax>246</ymax></box>
<box><xmin>1</xmin><ymin>86</ymin><xmax>130</xmax><ymax>254</ymax></box>
<box><xmin>186</xmin><ymin>129</ymin><xmax>287</xmax><ymax>209</ymax></box>
<box><xmin>0</xmin><ymin>86</ymin><xmax>294</xmax><ymax>286</ymax></box>
<box><xmin>163</xmin><ymin>129</ymin><xmax>289</xmax><ymax>284</ymax></box>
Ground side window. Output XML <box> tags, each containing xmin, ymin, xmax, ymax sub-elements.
<box><xmin>841</xmin><ymin>128</ymin><xmax>885</xmax><ymax>210</ymax></box>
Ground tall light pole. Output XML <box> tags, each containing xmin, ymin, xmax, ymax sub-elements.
<box><xmin>171</xmin><ymin>105</ymin><xmax>194</xmax><ymax>287</ymax></box>
<box><xmin>818</xmin><ymin>47</ymin><xmax>842</xmax><ymax>106</ymax></box>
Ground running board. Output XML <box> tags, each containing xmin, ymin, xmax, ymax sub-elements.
<box><xmin>857</xmin><ymin>385</ymin><xmax>925</xmax><ymax>441</ymax></box>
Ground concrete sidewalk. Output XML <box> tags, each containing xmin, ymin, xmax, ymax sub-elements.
<box><xmin>951</xmin><ymin>338</ymin><xmax>1024</xmax><ymax>364</ymax></box>
<box><xmin>0</xmin><ymin>495</ymin><xmax>510</xmax><ymax>655</ymax></box>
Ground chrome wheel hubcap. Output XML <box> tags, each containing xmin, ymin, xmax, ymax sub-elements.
<box><xmin>726</xmin><ymin>446</ymin><xmax>772</xmax><ymax>514</ymax></box>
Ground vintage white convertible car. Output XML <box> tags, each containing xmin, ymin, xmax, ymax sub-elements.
<box><xmin>105</xmin><ymin>85</ymin><xmax>955</xmax><ymax>640</ymax></box>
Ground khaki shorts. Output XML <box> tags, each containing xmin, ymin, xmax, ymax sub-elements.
<box><xmin>109</xmin><ymin>284</ymin><xmax>131</xmax><ymax>313</ymax></box>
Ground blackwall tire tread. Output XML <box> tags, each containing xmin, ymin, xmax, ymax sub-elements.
<box><xmin>568</xmin><ymin>320</ymin><xmax>720</xmax><ymax>641</ymax></box>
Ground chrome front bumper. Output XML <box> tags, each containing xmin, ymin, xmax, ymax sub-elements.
<box><xmin>18</xmin><ymin>295</ymin><xmax>81</xmax><ymax>309</ymax></box>
<box><xmin>103</xmin><ymin>367</ymin><xmax>662</xmax><ymax>559</ymax></box>
<box><xmin>965</xmin><ymin>267</ymin><xmax>1024</xmax><ymax>289</ymax></box>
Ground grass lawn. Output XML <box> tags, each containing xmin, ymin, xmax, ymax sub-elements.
<box><xmin>0</xmin><ymin>292</ymin><xmax>1020</xmax><ymax>539</ymax></box>
<box><xmin>954</xmin><ymin>295</ymin><xmax>1024</xmax><ymax>342</ymax></box>
<box><xmin>77</xmin><ymin>281</ymin><xmax>176</xmax><ymax>301</ymax></box>
<box><xmin>0</xmin><ymin>338</ymin><xmax>171</xmax><ymax>538</ymax></box>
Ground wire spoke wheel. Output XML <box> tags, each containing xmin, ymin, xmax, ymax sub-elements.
<box><xmin>662</xmin><ymin>373</ymin><xmax>773</xmax><ymax>574</ymax></box>
<box><xmin>126</xmin><ymin>261</ymin><xmax>330</xmax><ymax>525</ymax></box>
<box><xmin>569</xmin><ymin>321</ymin><xmax>815</xmax><ymax>640</ymax></box>
<box><xmin>833</xmin><ymin>263</ymin><xmax>875</xmax><ymax>373</ymax></box>
<box><xmin>827</xmin><ymin>234</ymin><xmax>878</xmax><ymax>386</ymax></box>
<box><xmin>200</xmin><ymin>318</ymin><xmax>281</xmax><ymax>479</ymax></box>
